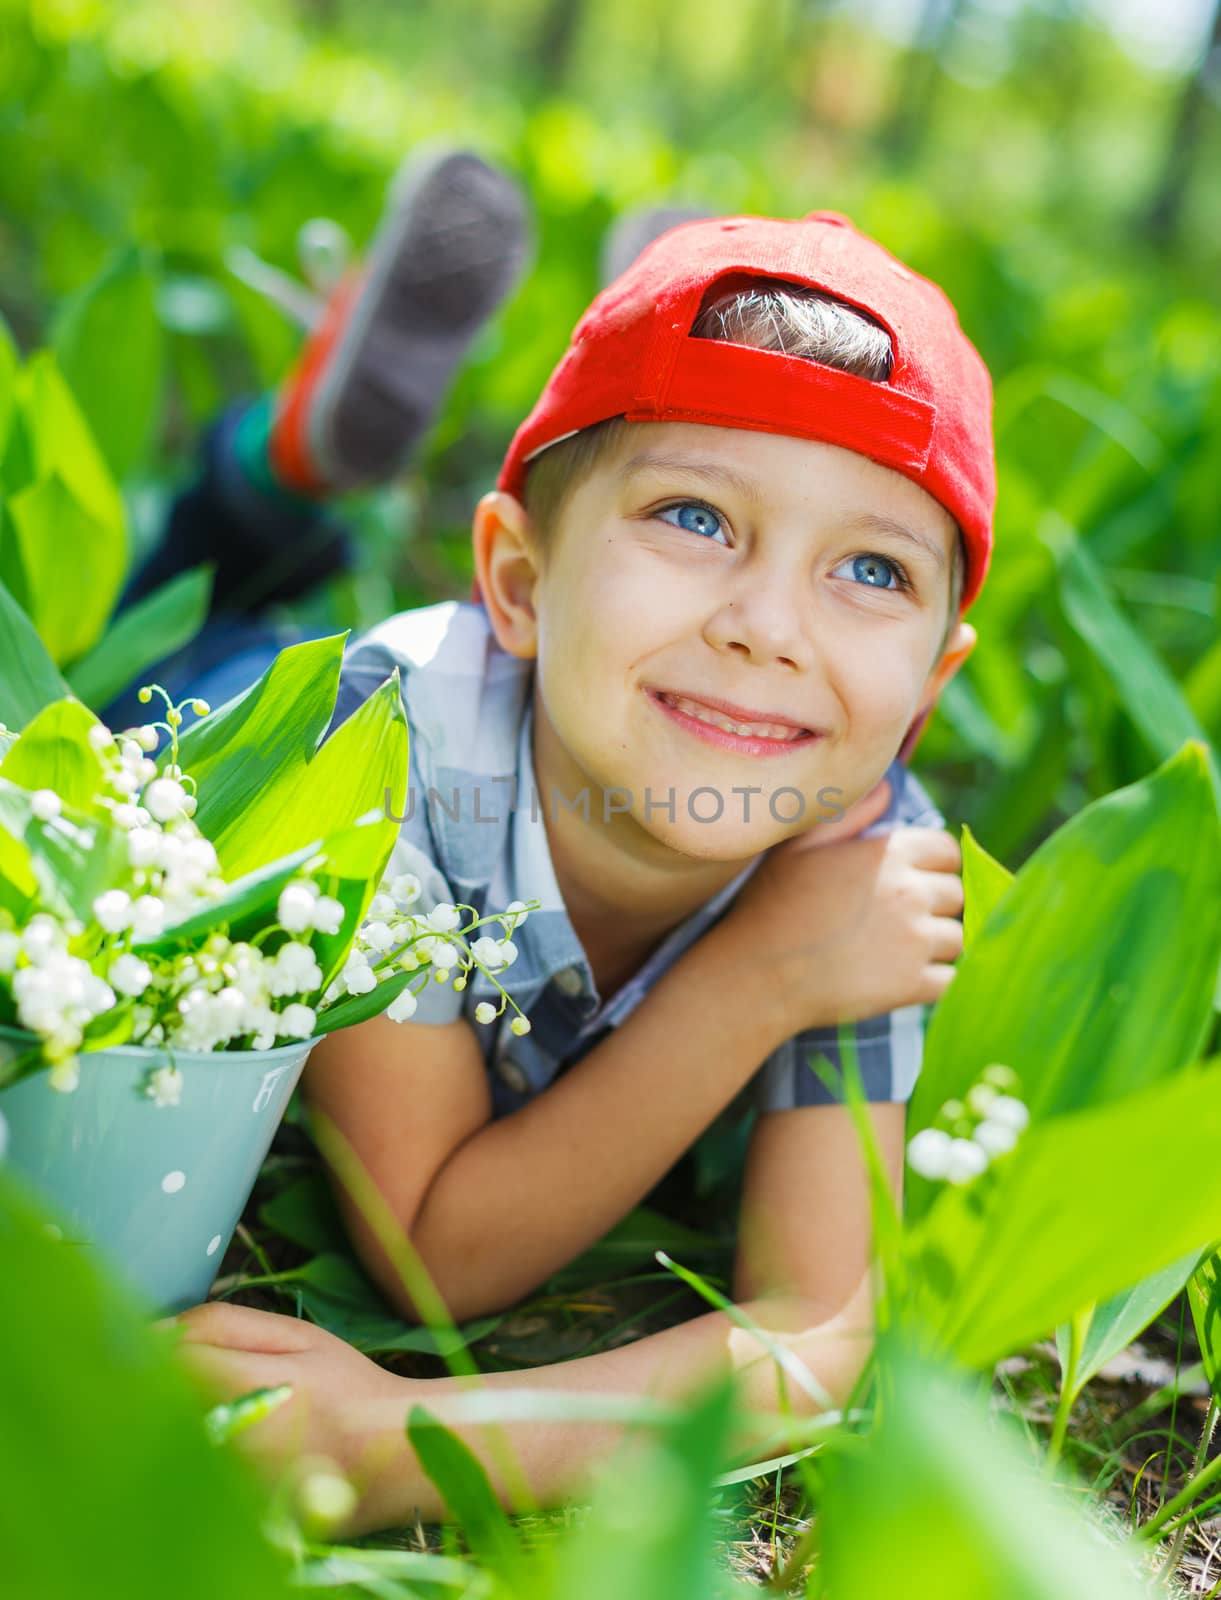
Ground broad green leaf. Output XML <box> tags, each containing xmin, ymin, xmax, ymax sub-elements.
<box><xmin>908</xmin><ymin>742</ymin><xmax>1221</xmax><ymax>1185</ymax></box>
<box><xmin>258</xmin><ymin>1172</ymin><xmax>350</xmax><ymax>1256</ymax></box>
<box><xmin>310</xmin><ymin>966</ymin><xmax>416</xmax><ymax>1035</ymax></box>
<box><xmin>307</xmin><ymin>815</ymin><xmax>403</xmax><ymax>991</ymax></box>
<box><xmin>1185</xmin><ymin>635</ymin><xmax>1221</xmax><ymax>740</ymax></box>
<box><xmin>262</xmin><ymin>1252</ymin><xmax>501</xmax><ymax>1356</ymax></box>
<box><xmin>0</xmin><ymin>575</ymin><xmax>72</xmax><ymax>732</ymax></box>
<box><xmin>211</xmin><ymin>666</ymin><xmax>407</xmax><ymax>882</ymax></box>
<box><xmin>135</xmin><ymin>817</ymin><xmax>398</xmax><ymax>999</ymax></box>
<box><xmin>906</xmin><ymin>1060</ymin><xmax>1221</xmax><ymax>1371</ymax></box>
<box><xmin>52</xmin><ymin>246</ymin><xmax>163</xmax><ymax>480</ymax></box>
<box><xmin>407</xmin><ymin>1404</ymin><xmax>531</xmax><ymax>1581</ymax></box>
<box><xmin>0</xmin><ymin>697</ymin><xmax>112</xmax><ymax>816</ymax></box>
<box><xmin>11</xmin><ymin>352</ymin><xmax>125</xmax><ymax>539</ymax></box>
<box><xmin>540</xmin><ymin>1375</ymin><xmax>747</xmax><ymax>1600</ymax></box>
<box><xmin>0</xmin><ymin>775</ymin><xmax>130</xmax><ymax>923</ymax></box>
<box><xmin>1188</xmin><ymin>1250</ymin><xmax>1221</xmax><ymax>1395</ymax></box>
<box><xmin>65</xmin><ymin>564</ymin><xmax>213</xmax><ymax>712</ymax></box>
<box><xmin>0</xmin><ymin>316</ymin><xmax>16</xmax><ymax>462</ymax></box>
<box><xmin>131</xmin><ymin>838</ymin><xmax>322</xmax><ymax>954</ymax></box>
<box><xmin>959</xmin><ymin>823</ymin><xmax>1013</xmax><ymax>949</ymax></box>
<box><xmin>544</xmin><ymin>1205</ymin><xmax>729</xmax><ymax>1294</ymax></box>
<box><xmin>0</xmin><ymin>1168</ymin><xmax>298</xmax><ymax>1600</ymax></box>
<box><xmin>817</xmin><ymin>1335</ymin><xmax>1159</xmax><ymax>1598</ymax></box>
<box><xmin>162</xmin><ymin>632</ymin><xmax>349</xmax><ymax>871</ymax></box>
<box><xmin>1040</xmin><ymin>511</ymin><xmax>1220</xmax><ymax>800</ymax></box>
<box><xmin>1055</xmin><ymin>1249</ymin><xmax>1205</xmax><ymax>1403</ymax></box>
<box><xmin>8</xmin><ymin>475</ymin><xmax>126</xmax><ymax>665</ymax></box>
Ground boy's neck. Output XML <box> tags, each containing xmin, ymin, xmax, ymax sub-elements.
<box><xmin>530</xmin><ymin>693</ymin><xmax>756</xmax><ymax>997</ymax></box>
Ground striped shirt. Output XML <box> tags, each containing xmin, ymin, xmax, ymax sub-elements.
<box><xmin>327</xmin><ymin>601</ymin><xmax>946</xmax><ymax>1125</ymax></box>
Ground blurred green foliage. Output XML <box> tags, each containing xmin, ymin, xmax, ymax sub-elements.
<box><xmin>0</xmin><ymin>0</ymin><xmax>1217</xmax><ymax>871</ymax></box>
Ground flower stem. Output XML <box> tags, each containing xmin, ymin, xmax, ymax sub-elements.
<box><xmin>1045</xmin><ymin>1303</ymin><xmax>1091</xmax><ymax>1475</ymax></box>
<box><xmin>1137</xmin><ymin>1413</ymin><xmax>1221</xmax><ymax>1543</ymax></box>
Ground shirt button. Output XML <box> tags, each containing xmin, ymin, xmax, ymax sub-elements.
<box><xmin>497</xmin><ymin>1057</ymin><xmax>529</xmax><ymax>1094</ymax></box>
<box><xmin>553</xmin><ymin>965</ymin><xmax>584</xmax><ymax>996</ymax></box>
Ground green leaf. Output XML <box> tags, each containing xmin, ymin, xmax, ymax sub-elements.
<box><xmin>52</xmin><ymin>246</ymin><xmax>163</xmax><ymax>481</ymax></box>
<box><xmin>65</xmin><ymin>564</ymin><xmax>214</xmax><ymax>712</ymax></box>
<box><xmin>0</xmin><ymin>776</ymin><xmax>130</xmax><ymax>923</ymax></box>
<box><xmin>163</xmin><ymin>632</ymin><xmax>348</xmax><ymax>873</ymax></box>
<box><xmin>908</xmin><ymin>743</ymin><xmax>1221</xmax><ymax>1181</ymax></box>
<box><xmin>265</xmin><ymin>1252</ymin><xmax>501</xmax><ymax>1356</ymax></box>
<box><xmin>0</xmin><ymin>697</ymin><xmax>113</xmax><ymax>816</ymax></box>
<box><xmin>959</xmin><ymin>823</ymin><xmax>1013</xmax><ymax>949</ymax></box>
<box><xmin>407</xmin><ymin>1404</ymin><xmax>531</xmax><ymax>1580</ymax></box>
<box><xmin>0</xmin><ymin>575</ymin><xmax>73</xmax><ymax>732</ymax></box>
<box><xmin>818</xmin><ymin>1334</ymin><xmax>1160</xmax><ymax>1598</ymax></box>
<box><xmin>1056</xmin><ymin>1249</ymin><xmax>1205</xmax><ymax>1403</ymax></box>
<box><xmin>131</xmin><ymin>838</ymin><xmax>322</xmax><ymax>954</ymax></box>
<box><xmin>311</xmin><ymin>967</ymin><xmax>417</xmax><ymax>1035</ymax></box>
<box><xmin>544</xmin><ymin>1206</ymin><xmax>730</xmax><ymax>1295</ymax></box>
<box><xmin>214</xmin><ymin>667</ymin><xmax>407</xmax><ymax>883</ymax></box>
<box><xmin>10</xmin><ymin>352</ymin><xmax>125</xmax><ymax>539</ymax></box>
<box><xmin>1040</xmin><ymin>511</ymin><xmax>1220</xmax><ymax>800</ymax></box>
<box><xmin>906</xmin><ymin>1060</ymin><xmax>1221</xmax><ymax>1371</ymax></box>
<box><xmin>1188</xmin><ymin>1249</ymin><xmax>1221</xmax><ymax>1396</ymax></box>
<box><xmin>1185</xmin><ymin>635</ymin><xmax>1221</xmax><ymax>740</ymax></box>
<box><xmin>0</xmin><ymin>316</ymin><xmax>16</xmax><ymax>463</ymax></box>
<box><xmin>298</xmin><ymin>814</ymin><xmax>404</xmax><ymax>993</ymax></box>
<box><xmin>540</xmin><ymin>1375</ymin><xmax>744</xmax><ymax>1600</ymax></box>
<box><xmin>0</xmin><ymin>1168</ymin><xmax>298</xmax><ymax>1600</ymax></box>
<box><xmin>258</xmin><ymin>1172</ymin><xmax>350</xmax><ymax>1256</ymax></box>
<box><xmin>8</xmin><ymin>475</ymin><xmax>126</xmax><ymax>665</ymax></box>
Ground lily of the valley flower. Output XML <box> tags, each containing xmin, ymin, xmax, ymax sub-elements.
<box><xmin>906</xmin><ymin>1064</ymin><xmax>1030</xmax><ymax>1186</ymax></box>
<box><xmin>1</xmin><ymin>685</ymin><xmax>540</xmax><ymax>1094</ymax></box>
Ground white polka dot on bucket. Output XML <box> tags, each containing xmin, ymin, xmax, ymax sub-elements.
<box><xmin>206</xmin><ymin>1234</ymin><xmax>222</xmax><ymax>1256</ymax></box>
<box><xmin>161</xmin><ymin>1170</ymin><xmax>186</xmax><ymax>1194</ymax></box>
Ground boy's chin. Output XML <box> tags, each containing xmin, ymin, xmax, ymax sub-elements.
<box><xmin>634</xmin><ymin>810</ymin><xmax>799</xmax><ymax>863</ymax></box>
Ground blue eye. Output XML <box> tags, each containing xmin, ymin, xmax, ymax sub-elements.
<box><xmin>833</xmin><ymin>553</ymin><xmax>909</xmax><ymax>591</ymax></box>
<box><xmin>656</xmin><ymin>500</ymin><xmax>728</xmax><ymax>544</ymax></box>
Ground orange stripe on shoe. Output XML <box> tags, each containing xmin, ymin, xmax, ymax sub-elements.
<box><xmin>269</xmin><ymin>272</ymin><xmax>366</xmax><ymax>495</ymax></box>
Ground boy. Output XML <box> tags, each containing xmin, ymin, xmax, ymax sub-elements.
<box><xmin>174</xmin><ymin>196</ymin><xmax>991</xmax><ymax>1536</ymax></box>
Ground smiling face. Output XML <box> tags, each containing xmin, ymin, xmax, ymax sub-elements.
<box><xmin>474</xmin><ymin>419</ymin><xmax>975</xmax><ymax>864</ymax></box>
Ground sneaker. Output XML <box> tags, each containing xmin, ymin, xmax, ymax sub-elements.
<box><xmin>269</xmin><ymin>146</ymin><xmax>532</xmax><ymax>494</ymax></box>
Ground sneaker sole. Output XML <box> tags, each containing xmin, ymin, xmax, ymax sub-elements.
<box><xmin>278</xmin><ymin>147</ymin><xmax>532</xmax><ymax>491</ymax></box>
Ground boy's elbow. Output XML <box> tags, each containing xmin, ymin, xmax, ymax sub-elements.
<box><xmin>729</xmin><ymin>1294</ymin><xmax>876</xmax><ymax>1434</ymax></box>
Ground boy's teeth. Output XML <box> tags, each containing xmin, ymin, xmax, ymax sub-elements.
<box><xmin>662</xmin><ymin>693</ymin><xmax>805</xmax><ymax>741</ymax></box>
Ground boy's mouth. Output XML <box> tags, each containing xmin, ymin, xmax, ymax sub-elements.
<box><xmin>647</xmin><ymin>688</ymin><xmax>824</xmax><ymax>753</ymax></box>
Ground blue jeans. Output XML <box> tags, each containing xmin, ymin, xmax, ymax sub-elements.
<box><xmin>99</xmin><ymin>405</ymin><xmax>355</xmax><ymax>735</ymax></box>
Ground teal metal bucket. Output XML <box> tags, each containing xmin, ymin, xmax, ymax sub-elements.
<box><xmin>0</xmin><ymin>1023</ymin><xmax>319</xmax><ymax>1314</ymax></box>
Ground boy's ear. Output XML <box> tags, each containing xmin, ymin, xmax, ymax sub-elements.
<box><xmin>918</xmin><ymin>620</ymin><xmax>976</xmax><ymax>714</ymax></box>
<box><xmin>472</xmin><ymin>490</ymin><xmax>542</xmax><ymax>660</ymax></box>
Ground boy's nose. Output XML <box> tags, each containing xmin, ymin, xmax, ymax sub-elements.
<box><xmin>702</xmin><ymin>575</ymin><xmax>815</xmax><ymax>672</ymax></box>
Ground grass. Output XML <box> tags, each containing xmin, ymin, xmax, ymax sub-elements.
<box><xmin>207</xmin><ymin>1101</ymin><xmax>1221</xmax><ymax>1595</ymax></box>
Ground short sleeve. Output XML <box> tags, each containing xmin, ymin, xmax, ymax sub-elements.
<box><xmin>325</xmin><ymin>637</ymin><xmax>464</xmax><ymax>1027</ymax></box>
<box><xmin>752</xmin><ymin>1003</ymin><xmax>932</xmax><ymax>1110</ymax></box>
<box><xmin>752</xmin><ymin>759</ymin><xmax>948</xmax><ymax>1113</ymax></box>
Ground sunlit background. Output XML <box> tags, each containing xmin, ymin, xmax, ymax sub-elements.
<box><xmin>1</xmin><ymin>0</ymin><xmax>1218</xmax><ymax>862</ymax></box>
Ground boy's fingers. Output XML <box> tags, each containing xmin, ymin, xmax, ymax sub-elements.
<box><xmin>174</xmin><ymin>1300</ymin><xmax>317</xmax><ymax>1355</ymax></box>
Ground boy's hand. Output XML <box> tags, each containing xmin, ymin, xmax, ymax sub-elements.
<box><xmin>720</xmin><ymin>777</ymin><xmax>964</xmax><ymax>1036</ymax></box>
<box><xmin>167</xmin><ymin>1301</ymin><xmax>408</xmax><ymax>1537</ymax></box>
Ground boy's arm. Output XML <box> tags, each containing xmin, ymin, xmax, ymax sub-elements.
<box><xmin>733</xmin><ymin>1100</ymin><xmax>906</xmax><ymax>1318</ymax></box>
<box><xmin>303</xmin><ymin>910</ymin><xmax>796</xmax><ymax>1326</ymax></box>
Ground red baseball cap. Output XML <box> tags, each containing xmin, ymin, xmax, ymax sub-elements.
<box><xmin>485</xmin><ymin>210</ymin><xmax>997</xmax><ymax>761</ymax></box>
